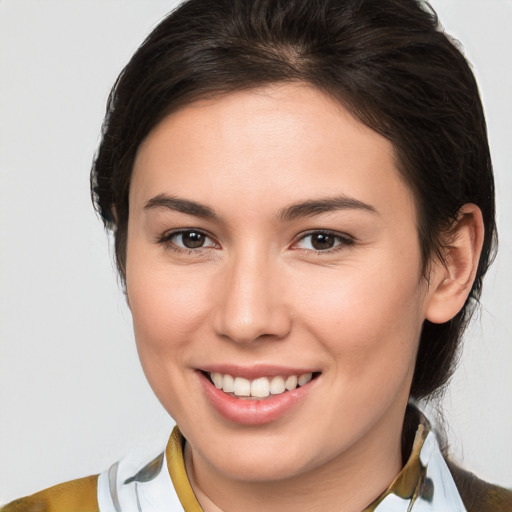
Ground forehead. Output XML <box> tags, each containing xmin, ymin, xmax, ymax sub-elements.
<box><xmin>130</xmin><ymin>83</ymin><xmax>414</xmax><ymax>222</ymax></box>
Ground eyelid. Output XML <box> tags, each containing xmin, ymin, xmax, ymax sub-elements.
<box><xmin>291</xmin><ymin>230</ymin><xmax>355</xmax><ymax>252</ymax></box>
<box><xmin>157</xmin><ymin>228</ymin><xmax>220</xmax><ymax>250</ymax></box>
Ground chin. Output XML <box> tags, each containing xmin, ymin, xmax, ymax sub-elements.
<box><xmin>187</xmin><ymin>421</ymin><xmax>339</xmax><ymax>484</ymax></box>
<box><xmin>209</xmin><ymin>449</ymin><xmax>315</xmax><ymax>483</ymax></box>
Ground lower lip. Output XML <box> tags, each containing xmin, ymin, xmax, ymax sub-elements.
<box><xmin>198</xmin><ymin>372</ymin><xmax>317</xmax><ymax>426</ymax></box>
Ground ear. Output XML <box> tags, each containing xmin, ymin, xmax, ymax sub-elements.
<box><xmin>425</xmin><ymin>204</ymin><xmax>485</xmax><ymax>324</ymax></box>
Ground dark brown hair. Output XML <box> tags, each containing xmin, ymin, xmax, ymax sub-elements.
<box><xmin>91</xmin><ymin>0</ymin><xmax>497</xmax><ymax>401</ymax></box>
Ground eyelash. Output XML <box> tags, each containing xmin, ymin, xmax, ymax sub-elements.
<box><xmin>157</xmin><ymin>229</ymin><xmax>355</xmax><ymax>255</ymax></box>
<box><xmin>157</xmin><ymin>228</ymin><xmax>218</xmax><ymax>254</ymax></box>
<box><xmin>292</xmin><ymin>230</ymin><xmax>355</xmax><ymax>254</ymax></box>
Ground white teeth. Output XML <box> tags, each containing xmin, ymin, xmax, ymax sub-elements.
<box><xmin>285</xmin><ymin>375</ymin><xmax>298</xmax><ymax>391</ymax></box>
<box><xmin>233</xmin><ymin>377</ymin><xmax>251</xmax><ymax>397</ymax></box>
<box><xmin>211</xmin><ymin>372</ymin><xmax>223</xmax><ymax>389</ymax></box>
<box><xmin>251</xmin><ymin>377</ymin><xmax>270</xmax><ymax>398</ymax></box>
<box><xmin>298</xmin><ymin>373</ymin><xmax>312</xmax><ymax>386</ymax></box>
<box><xmin>270</xmin><ymin>376</ymin><xmax>285</xmax><ymax>395</ymax></box>
<box><xmin>209</xmin><ymin>371</ymin><xmax>316</xmax><ymax>398</ymax></box>
<box><xmin>223</xmin><ymin>374</ymin><xmax>235</xmax><ymax>393</ymax></box>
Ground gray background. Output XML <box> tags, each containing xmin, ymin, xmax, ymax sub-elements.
<box><xmin>1</xmin><ymin>0</ymin><xmax>511</xmax><ymax>503</ymax></box>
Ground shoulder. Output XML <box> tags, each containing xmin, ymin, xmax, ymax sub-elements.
<box><xmin>1</xmin><ymin>430</ymin><xmax>186</xmax><ymax>512</ymax></box>
<box><xmin>0</xmin><ymin>475</ymin><xmax>99</xmax><ymax>512</ymax></box>
<box><xmin>447</xmin><ymin>460</ymin><xmax>512</xmax><ymax>512</ymax></box>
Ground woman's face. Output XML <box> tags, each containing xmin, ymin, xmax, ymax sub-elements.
<box><xmin>126</xmin><ymin>84</ymin><xmax>439</xmax><ymax>482</ymax></box>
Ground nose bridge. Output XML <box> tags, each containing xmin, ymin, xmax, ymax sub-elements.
<box><xmin>213</xmin><ymin>245</ymin><xmax>290</xmax><ymax>344</ymax></box>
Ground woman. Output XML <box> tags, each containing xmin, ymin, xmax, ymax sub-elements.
<box><xmin>2</xmin><ymin>0</ymin><xmax>511</xmax><ymax>510</ymax></box>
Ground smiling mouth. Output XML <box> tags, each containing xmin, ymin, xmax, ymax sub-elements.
<box><xmin>204</xmin><ymin>371</ymin><xmax>321</xmax><ymax>400</ymax></box>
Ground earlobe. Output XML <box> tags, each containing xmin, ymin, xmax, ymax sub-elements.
<box><xmin>425</xmin><ymin>204</ymin><xmax>484</xmax><ymax>324</ymax></box>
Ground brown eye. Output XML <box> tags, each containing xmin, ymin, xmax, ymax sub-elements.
<box><xmin>163</xmin><ymin>229</ymin><xmax>218</xmax><ymax>250</ymax></box>
<box><xmin>180</xmin><ymin>231</ymin><xmax>205</xmax><ymax>248</ymax></box>
<box><xmin>310</xmin><ymin>233</ymin><xmax>335</xmax><ymax>250</ymax></box>
<box><xmin>294</xmin><ymin>231</ymin><xmax>354</xmax><ymax>252</ymax></box>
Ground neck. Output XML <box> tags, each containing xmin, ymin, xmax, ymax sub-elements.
<box><xmin>185</xmin><ymin>406</ymin><xmax>407</xmax><ymax>512</ymax></box>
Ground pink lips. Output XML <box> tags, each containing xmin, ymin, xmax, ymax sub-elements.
<box><xmin>197</xmin><ymin>367</ymin><xmax>318</xmax><ymax>426</ymax></box>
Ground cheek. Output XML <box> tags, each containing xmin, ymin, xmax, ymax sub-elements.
<box><xmin>295</xmin><ymin>258</ymin><xmax>425</xmax><ymax>378</ymax></box>
<box><xmin>125</xmin><ymin>259</ymin><xmax>217</xmax><ymax>418</ymax></box>
<box><xmin>292</xmin><ymin>264</ymin><xmax>425</xmax><ymax>444</ymax></box>
<box><xmin>125</xmin><ymin>243</ymin><xmax>215</xmax><ymax>365</ymax></box>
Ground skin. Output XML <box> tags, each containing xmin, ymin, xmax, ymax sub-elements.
<box><xmin>126</xmin><ymin>83</ymin><xmax>483</xmax><ymax>512</ymax></box>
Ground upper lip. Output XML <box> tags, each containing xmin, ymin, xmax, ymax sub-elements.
<box><xmin>198</xmin><ymin>364</ymin><xmax>320</xmax><ymax>380</ymax></box>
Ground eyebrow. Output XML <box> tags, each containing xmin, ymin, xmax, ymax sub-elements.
<box><xmin>144</xmin><ymin>193</ymin><xmax>378</xmax><ymax>221</ymax></box>
<box><xmin>144</xmin><ymin>194</ymin><xmax>217</xmax><ymax>219</ymax></box>
<box><xmin>278</xmin><ymin>195</ymin><xmax>378</xmax><ymax>221</ymax></box>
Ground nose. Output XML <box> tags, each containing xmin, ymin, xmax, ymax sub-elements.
<box><xmin>212</xmin><ymin>252</ymin><xmax>292</xmax><ymax>345</ymax></box>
